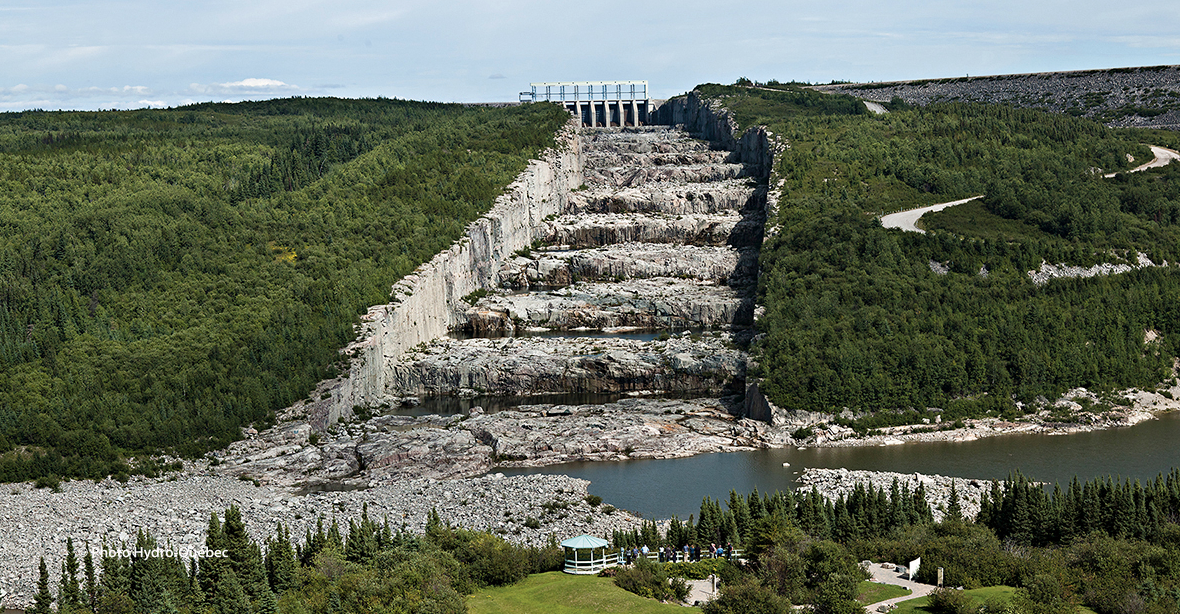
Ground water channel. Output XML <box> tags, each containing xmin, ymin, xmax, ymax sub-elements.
<box><xmin>503</xmin><ymin>410</ymin><xmax>1180</xmax><ymax>519</ymax></box>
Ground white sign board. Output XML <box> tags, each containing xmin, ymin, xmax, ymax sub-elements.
<box><xmin>908</xmin><ymin>558</ymin><xmax>921</xmax><ymax>580</ymax></box>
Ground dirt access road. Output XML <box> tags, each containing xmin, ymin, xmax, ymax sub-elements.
<box><xmin>882</xmin><ymin>144</ymin><xmax>1179</xmax><ymax>233</ymax></box>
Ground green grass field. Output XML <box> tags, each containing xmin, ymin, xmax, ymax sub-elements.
<box><xmin>468</xmin><ymin>572</ymin><xmax>694</xmax><ymax>614</ymax></box>
<box><xmin>858</xmin><ymin>581</ymin><xmax>913</xmax><ymax>604</ymax></box>
<box><xmin>894</xmin><ymin>586</ymin><xmax>1018</xmax><ymax>614</ymax></box>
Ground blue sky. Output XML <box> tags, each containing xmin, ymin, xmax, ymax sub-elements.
<box><xmin>2</xmin><ymin>0</ymin><xmax>1179</xmax><ymax>111</ymax></box>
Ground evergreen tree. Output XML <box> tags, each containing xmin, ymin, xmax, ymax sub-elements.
<box><xmin>211</xmin><ymin>569</ymin><xmax>251</xmax><ymax>614</ymax></box>
<box><xmin>31</xmin><ymin>557</ymin><xmax>53</xmax><ymax>614</ymax></box>
<box><xmin>84</xmin><ymin>547</ymin><xmax>97</xmax><ymax>612</ymax></box>
<box><xmin>128</xmin><ymin>531</ymin><xmax>167</xmax><ymax>614</ymax></box>
<box><xmin>946</xmin><ymin>481</ymin><xmax>964</xmax><ymax>523</ymax></box>
<box><xmin>265</xmin><ymin>523</ymin><xmax>297</xmax><ymax>595</ymax></box>
<box><xmin>59</xmin><ymin>537</ymin><xmax>83</xmax><ymax>614</ymax></box>
<box><xmin>326</xmin><ymin>518</ymin><xmax>343</xmax><ymax>551</ymax></box>
<box><xmin>729</xmin><ymin>490</ymin><xmax>752</xmax><ymax>543</ymax></box>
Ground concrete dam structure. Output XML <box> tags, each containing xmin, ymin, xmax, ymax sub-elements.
<box><xmin>213</xmin><ymin>91</ymin><xmax>801</xmax><ymax>488</ymax></box>
<box><xmin>522</xmin><ymin>81</ymin><xmax>655</xmax><ymax>127</ymax></box>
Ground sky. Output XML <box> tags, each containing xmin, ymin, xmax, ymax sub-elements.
<box><xmin>2</xmin><ymin>0</ymin><xmax>1180</xmax><ymax>112</ymax></box>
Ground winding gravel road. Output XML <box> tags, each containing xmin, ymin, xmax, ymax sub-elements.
<box><xmin>883</xmin><ymin>144</ymin><xmax>1179</xmax><ymax>233</ymax></box>
<box><xmin>879</xmin><ymin>196</ymin><xmax>983</xmax><ymax>233</ymax></box>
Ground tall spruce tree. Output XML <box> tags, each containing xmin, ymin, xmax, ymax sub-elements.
<box><xmin>31</xmin><ymin>557</ymin><xmax>53</xmax><ymax>614</ymax></box>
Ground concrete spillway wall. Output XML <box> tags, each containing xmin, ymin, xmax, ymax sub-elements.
<box><xmin>298</xmin><ymin>119</ymin><xmax>584</xmax><ymax>431</ymax></box>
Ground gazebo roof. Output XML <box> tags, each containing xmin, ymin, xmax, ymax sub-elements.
<box><xmin>560</xmin><ymin>534</ymin><xmax>609</xmax><ymax>549</ymax></box>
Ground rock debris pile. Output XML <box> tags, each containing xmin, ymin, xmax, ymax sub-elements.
<box><xmin>0</xmin><ymin>473</ymin><xmax>639</xmax><ymax>608</ymax></box>
<box><xmin>798</xmin><ymin>468</ymin><xmax>990</xmax><ymax>522</ymax></box>
<box><xmin>813</xmin><ymin>65</ymin><xmax>1180</xmax><ymax>129</ymax></box>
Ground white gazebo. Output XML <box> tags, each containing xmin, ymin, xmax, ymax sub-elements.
<box><xmin>561</xmin><ymin>534</ymin><xmax>619</xmax><ymax>574</ymax></box>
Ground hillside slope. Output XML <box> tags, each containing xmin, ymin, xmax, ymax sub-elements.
<box><xmin>0</xmin><ymin>98</ymin><xmax>569</xmax><ymax>481</ymax></box>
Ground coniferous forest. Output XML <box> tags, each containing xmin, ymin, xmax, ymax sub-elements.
<box><xmin>699</xmin><ymin>83</ymin><xmax>1180</xmax><ymax>424</ymax></box>
<box><xmin>0</xmin><ymin>98</ymin><xmax>569</xmax><ymax>481</ymax></box>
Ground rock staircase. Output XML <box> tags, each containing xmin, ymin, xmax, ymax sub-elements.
<box><xmin>216</xmin><ymin>125</ymin><xmax>776</xmax><ymax>486</ymax></box>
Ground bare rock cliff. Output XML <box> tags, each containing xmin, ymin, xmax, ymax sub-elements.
<box><xmin>293</xmin><ymin>120</ymin><xmax>584</xmax><ymax>430</ymax></box>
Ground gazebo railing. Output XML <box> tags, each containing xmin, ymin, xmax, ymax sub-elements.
<box><xmin>563</xmin><ymin>548</ymin><xmax>623</xmax><ymax>574</ymax></box>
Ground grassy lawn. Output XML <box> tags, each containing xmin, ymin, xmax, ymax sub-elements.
<box><xmin>468</xmin><ymin>571</ymin><xmax>694</xmax><ymax>614</ymax></box>
<box><xmin>894</xmin><ymin>586</ymin><xmax>1018</xmax><ymax>614</ymax></box>
<box><xmin>858</xmin><ymin>581</ymin><xmax>913</xmax><ymax>604</ymax></box>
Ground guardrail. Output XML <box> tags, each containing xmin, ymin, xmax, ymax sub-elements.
<box><xmin>627</xmin><ymin>548</ymin><xmax>744</xmax><ymax>564</ymax></box>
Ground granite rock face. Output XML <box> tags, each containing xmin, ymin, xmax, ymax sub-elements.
<box><xmin>386</xmin><ymin>333</ymin><xmax>747</xmax><ymax>397</ymax></box>
<box><xmin>464</xmin><ymin>278</ymin><xmax>749</xmax><ymax>333</ymax></box>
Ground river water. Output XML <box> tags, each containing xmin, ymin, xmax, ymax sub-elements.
<box><xmin>503</xmin><ymin>411</ymin><xmax>1180</xmax><ymax>519</ymax></box>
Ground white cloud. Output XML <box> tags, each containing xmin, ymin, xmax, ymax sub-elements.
<box><xmin>187</xmin><ymin>78</ymin><xmax>300</xmax><ymax>97</ymax></box>
<box><xmin>220</xmin><ymin>78</ymin><xmax>290</xmax><ymax>88</ymax></box>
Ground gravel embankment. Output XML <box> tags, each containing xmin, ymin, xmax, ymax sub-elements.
<box><xmin>811</xmin><ymin>66</ymin><xmax>1180</xmax><ymax>130</ymax></box>
<box><xmin>0</xmin><ymin>472</ymin><xmax>639</xmax><ymax>608</ymax></box>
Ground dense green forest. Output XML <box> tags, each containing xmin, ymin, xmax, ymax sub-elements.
<box><xmin>0</xmin><ymin>98</ymin><xmax>569</xmax><ymax>481</ymax></box>
<box><xmin>701</xmin><ymin>83</ymin><xmax>1180</xmax><ymax>421</ymax></box>
<box><xmin>35</xmin><ymin>471</ymin><xmax>1180</xmax><ymax>614</ymax></box>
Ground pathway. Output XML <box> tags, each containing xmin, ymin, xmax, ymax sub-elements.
<box><xmin>882</xmin><ymin>144</ymin><xmax>1179</xmax><ymax>234</ymax></box>
<box><xmin>879</xmin><ymin>196</ymin><xmax>983</xmax><ymax>233</ymax></box>
<box><xmin>1104</xmin><ymin>145</ymin><xmax>1180</xmax><ymax>177</ymax></box>
<box><xmin>866</xmin><ymin>562</ymin><xmax>939</xmax><ymax>610</ymax></box>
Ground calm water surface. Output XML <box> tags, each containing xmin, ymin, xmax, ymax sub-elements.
<box><xmin>503</xmin><ymin>411</ymin><xmax>1180</xmax><ymax>519</ymax></box>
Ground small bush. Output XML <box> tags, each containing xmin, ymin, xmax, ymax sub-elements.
<box><xmin>585</xmin><ymin>494</ymin><xmax>603</xmax><ymax>507</ymax></box>
<box><xmin>702</xmin><ymin>577</ymin><xmax>793</xmax><ymax>614</ymax></box>
<box><xmin>928</xmin><ymin>588</ymin><xmax>975</xmax><ymax>614</ymax></box>
<box><xmin>524</xmin><ymin>517</ymin><xmax>541</xmax><ymax>529</ymax></box>
<box><xmin>35</xmin><ymin>475</ymin><xmax>60</xmax><ymax>490</ymax></box>
<box><xmin>614</xmin><ymin>557</ymin><xmax>690</xmax><ymax>602</ymax></box>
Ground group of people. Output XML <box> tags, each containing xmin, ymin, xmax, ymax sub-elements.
<box><xmin>623</xmin><ymin>542</ymin><xmax>736</xmax><ymax>564</ymax></box>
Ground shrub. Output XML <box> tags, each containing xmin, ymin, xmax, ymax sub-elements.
<box><xmin>702</xmin><ymin>578</ymin><xmax>793</xmax><ymax>614</ymax></box>
<box><xmin>928</xmin><ymin>588</ymin><xmax>975</xmax><ymax>614</ymax></box>
<box><xmin>585</xmin><ymin>494</ymin><xmax>603</xmax><ymax>507</ymax></box>
<box><xmin>614</xmin><ymin>557</ymin><xmax>690</xmax><ymax>602</ymax></box>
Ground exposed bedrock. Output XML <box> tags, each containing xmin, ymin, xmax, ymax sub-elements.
<box><xmin>653</xmin><ymin>92</ymin><xmax>779</xmax><ymax>176</ymax></box>
<box><xmin>464</xmin><ymin>278</ymin><xmax>750</xmax><ymax>334</ymax></box>
<box><xmin>466</xmin><ymin>397</ymin><xmax>766</xmax><ymax>466</ymax></box>
<box><xmin>385</xmin><ymin>333</ymin><xmax>746</xmax><ymax>397</ymax></box>
<box><xmin>584</xmin><ymin>150</ymin><xmax>738</xmax><ymax>167</ymax></box>
<box><xmin>496</xmin><ymin>243</ymin><xmax>758</xmax><ymax>288</ymax></box>
<box><xmin>567</xmin><ymin>180</ymin><xmax>756</xmax><ymax>215</ymax></box>
<box><xmin>287</xmin><ymin>120</ymin><xmax>584</xmax><ymax>430</ymax></box>
<box><xmin>214</xmin><ymin>397</ymin><xmax>771</xmax><ymax>489</ymax></box>
<box><xmin>584</xmin><ymin>163</ymin><xmax>747</xmax><ymax>187</ymax></box>
<box><xmin>541</xmin><ymin>212</ymin><xmax>763</xmax><ymax>248</ymax></box>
